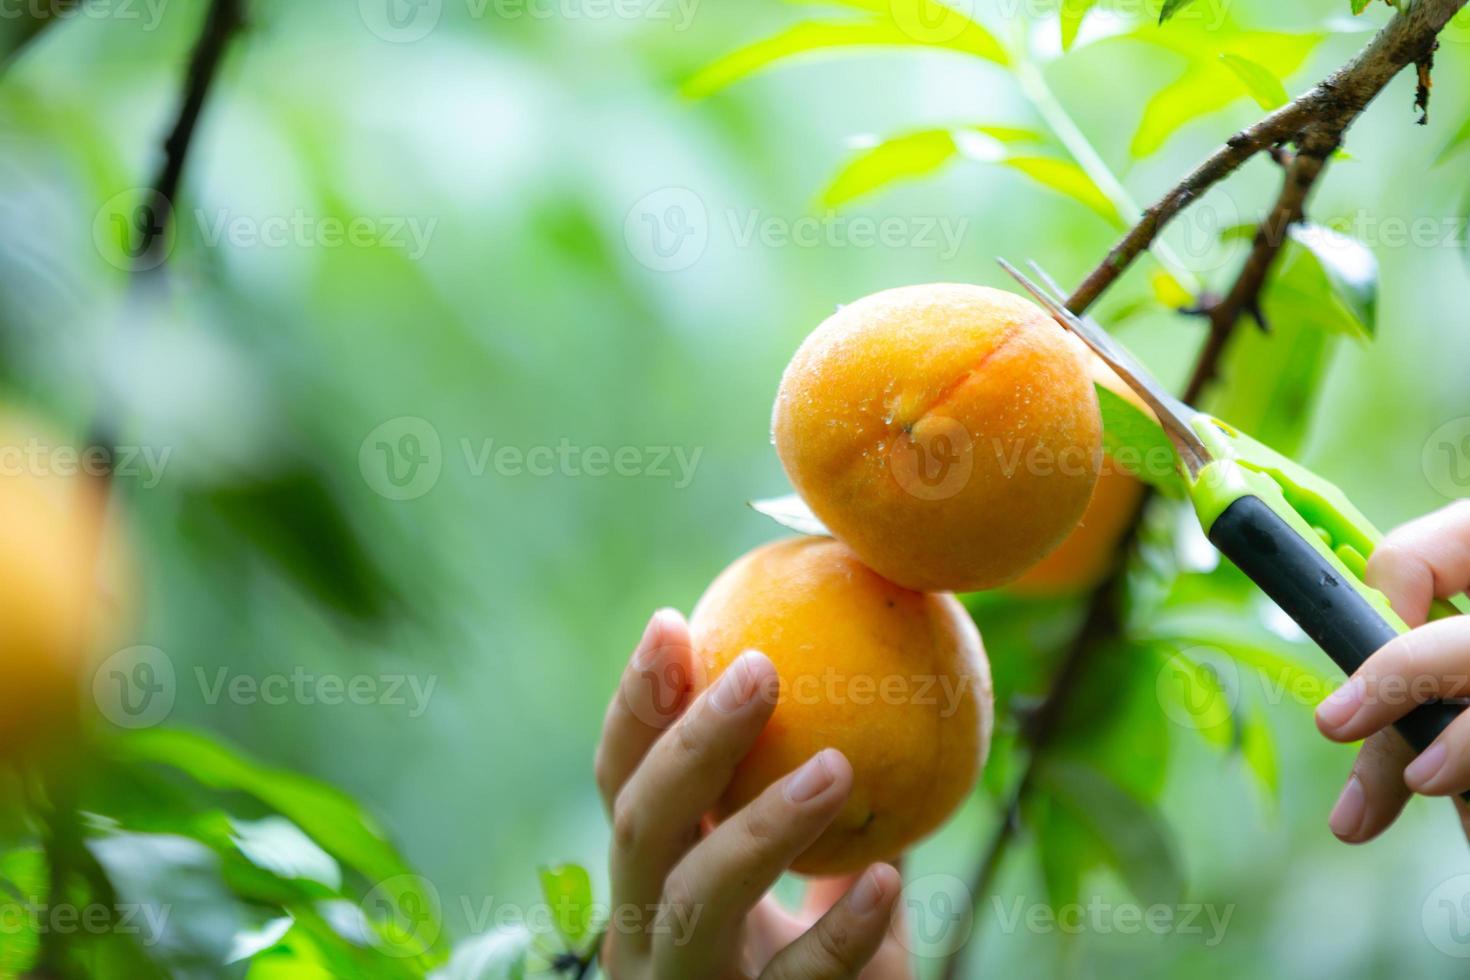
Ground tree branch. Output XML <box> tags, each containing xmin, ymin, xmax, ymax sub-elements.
<box><xmin>135</xmin><ymin>0</ymin><xmax>246</xmax><ymax>279</ymax></box>
<box><xmin>1066</xmin><ymin>0</ymin><xmax>1466</xmax><ymax>315</ymax></box>
<box><xmin>85</xmin><ymin>0</ymin><xmax>244</xmax><ymax>479</ymax></box>
<box><xmin>1182</xmin><ymin>127</ymin><xmax>1338</xmax><ymax>398</ymax></box>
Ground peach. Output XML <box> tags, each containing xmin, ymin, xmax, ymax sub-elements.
<box><xmin>0</xmin><ymin>411</ymin><xmax>132</xmax><ymax>758</ymax></box>
<box><xmin>773</xmin><ymin>283</ymin><xmax>1102</xmax><ymax>592</ymax></box>
<box><xmin>690</xmin><ymin>536</ymin><xmax>992</xmax><ymax>876</ymax></box>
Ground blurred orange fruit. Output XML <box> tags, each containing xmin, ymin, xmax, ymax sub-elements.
<box><xmin>0</xmin><ymin>410</ymin><xmax>134</xmax><ymax>758</ymax></box>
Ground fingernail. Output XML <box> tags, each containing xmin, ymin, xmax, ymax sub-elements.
<box><xmin>785</xmin><ymin>749</ymin><xmax>838</xmax><ymax>804</ymax></box>
<box><xmin>1405</xmin><ymin>741</ymin><xmax>1449</xmax><ymax>788</ymax></box>
<box><xmin>1328</xmin><ymin>775</ymin><xmax>1366</xmax><ymax>839</ymax></box>
<box><xmin>1317</xmin><ymin>676</ymin><xmax>1364</xmax><ymax>731</ymax></box>
<box><xmin>849</xmin><ymin>867</ymin><xmax>885</xmax><ymax>915</ymax></box>
<box><xmin>712</xmin><ymin>651</ymin><xmax>763</xmax><ymax>713</ymax></box>
<box><xmin>634</xmin><ymin>609</ymin><xmax>674</xmax><ymax>668</ymax></box>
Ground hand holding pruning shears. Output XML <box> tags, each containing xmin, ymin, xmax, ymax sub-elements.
<box><xmin>1001</xmin><ymin>259</ymin><xmax>1470</xmax><ymax>842</ymax></box>
<box><xmin>1316</xmin><ymin>501</ymin><xmax>1470</xmax><ymax>842</ymax></box>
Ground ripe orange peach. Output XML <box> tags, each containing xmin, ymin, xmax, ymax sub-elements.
<box><xmin>1009</xmin><ymin>354</ymin><xmax>1153</xmax><ymax>595</ymax></box>
<box><xmin>690</xmin><ymin>536</ymin><xmax>992</xmax><ymax>876</ymax></box>
<box><xmin>773</xmin><ymin>283</ymin><xmax>1102</xmax><ymax>593</ymax></box>
<box><xmin>0</xmin><ymin>411</ymin><xmax>133</xmax><ymax>758</ymax></box>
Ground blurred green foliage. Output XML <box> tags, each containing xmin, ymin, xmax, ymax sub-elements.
<box><xmin>0</xmin><ymin>0</ymin><xmax>1468</xmax><ymax>976</ymax></box>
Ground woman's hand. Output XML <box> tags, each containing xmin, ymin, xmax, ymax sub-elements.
<box><xmin>1314</xmin><ymin>500</ymin><xmax>1470</xmax><ymax>843</ymax></box>
<box><xmin>594</xmin><ymin>608</ymin><xmax>913</xmax><ymax>979</ymax></box>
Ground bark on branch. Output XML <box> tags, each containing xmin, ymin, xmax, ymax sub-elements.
<box><xmin>1066</xmin><ymin>0</ymin><xmax>1468</xmax><ymax>315</ymax></box>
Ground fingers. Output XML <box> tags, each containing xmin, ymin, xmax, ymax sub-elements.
<box><xmin>595</xmin><ymin>609</ymin><xmax>696</xmax><ymax>813</ymax></box>
<box><xmin>1314</xmin><ymin>617</ymin><xmax>1470</xmax><ymax>743</ymax></box>
<box><xmin>610</xmin><ymin>650</ymin><xmax>779</xmax><ymax>922</ymax></box>
<box><xmin>1401</xmin><ymin>707</ymin><xmax>1470</xmax><ymax>796</ymax></box>
<box><xmin>760</xmin><ymin>864</ymin><xmax>901</xmax><ymax>980</ymax></box>
<box><xmin>657</xmin><ymin>750</ymin><xmax>854</xmax><ymax>977</ymax></box>
<box><xmin>1327</xmin><ymin>729</ymin><xmax>1415</xmax><ymax>843</ymax></box>
<box><xmin>1366</xmin><ymin>500</ymin><xmax>1470</xmax><ymax>627</ymax></box>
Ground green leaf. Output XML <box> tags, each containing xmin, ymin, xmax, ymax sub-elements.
<box><xmin>1350</xmin><ymin>0</ymin><xmax>1372</xmax><ymax>14</ymax></box>
<box><xmin>231</xmin><ymin>817</ymin><xmax>343</xmax><ymax>891</ymax></box>
<box><xmin>1150</xmin><ymin>268</ymin><xmax>1193</xmax><ymax>309</ymax></box>
<box><xmin>1265</xmin><ymin>224</ymin><xmax>1376</xmax><ymax>342</ymax></box>
<box><xmin>1052</xmin><ymin>641</ymin><xmax>1173</xmax><ymax>801</ymax></box>
<box><xmin>749</xmin><ymin>494</ymin><xmax>830</xmax><ymax>536</ymax></box>
<box><xmin>1095</xmin><ymin>384</ymin><xmax>1182</xmax><ymax>495</ymax></box>
<box><xmin>1030</xmin><ymin>791</ymin><xmax>1093</xmax><ymax>909</ymax></box>
<box><xmin>1146</xmin><ymin>617</ymin><xmax>1336</xmax><ymax>706</ymax></box>
<box><xmin>1203</xmin><ymin>221</ymin><xmax>1373</xmax><ymax>451</ymax></box>
<box><xmin>1158</xmin><ymin>0</ymin><xmax>1198</xmax><ymax>23</ymax></box>
<box><xmin>683</xmin><ymin>10</ymin><xmax>1007</xmax><ymax>99</ymax></box>
<box><xmin>89</xmin><ymin>831</ymin><xmax>244</xmax><ymax>975</ymax></box>
<box><xmin>0</xmin><ymin>849</ymin><xmax>43</xmax><ymax>975</ymax></box>
<box><xmin>432</xmin><ymin>927</ymin><xmax>530</xmax><ymax>980</ymax></box>
<box><xmin>820</xmin><ymin>127</ymin><xmax>1122</xmax><ymax>227</ymax></box>
<box><xmin>1130</xmin><ymin>31</ymin><xmax>1321</xmax><ymax>157</ymax></box>
<box><xmin>821</xmin><ymin>126</ymin><xmax>1044</xmax><ymax>208</ymax></box>
<box><xmin>823</xmin><ymin>130</ymin><xmax>961</xmax><ymax>208</ymax></box>
<box><xmin>1203</xmin><ymin>223</ymin><xmax>1354</xmax><ymax>455</ymax></box>
<box><xmin>182</xmin><ymin>464</ymin><xmax>399</xmax><ymax>625</ymax></box>
<box><xmin>227</xmin><ymin>918</ymin><xmax>294</xmax><ymax>965</ymax></box>
<box><xmin>1061</xmin><ymin>0</ymin><xmax>1100</xmax><ymax>49</ymax></box>
<box><xmin>1217</xmin><ymin>53</ymin><xmax>1288</xmax><ymax>109</ymax></box>
<box><xmin>1239</xmin><ymin>705</ymin><xmax>1280</xmax><ymax>800</ymax></box>
<box><xmin>113</xmin><ymin>729</ymin><xmax>441</xmax><ymax>956</ymax></box>
<box><xmin>1039</xmin><ymin>762</ymin><xmax>1185</xmax><ymax>907</ymax></box>
<box><xmin>1002</xmin><ymin>157</ymin><xmax>1124</xmax><ymax>227</ymax></box>
<box><xmin>1290</xmin><ymin>224</ymin><xmax>1377</xmax><ymax>334</ymax></box>
<box><xmin>538</xmin><ymin>865</ymin><xmax>595</xmax><ymax>950</ymax></box>
<box><xmin>1435</xmin><ymin>114</ymin><xmax>1470</xmax><ymax>165</ymax></box>
<box><xmin>1151</xmin><ymin>644</ymin><xmax>1236</xmax><ymax>745</ymax></box>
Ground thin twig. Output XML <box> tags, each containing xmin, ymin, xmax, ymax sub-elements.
<box><xmin>86</xmin><ymin>0</ymin><xmax>244</xmax><ymax>477</ymax></box>
<box><xmin>134</xmin><ymin>0</ymin><xmax>246</xmax><ymax>282</ymax></box>
<box><xmin>1183</xmin><ymin>127</ymin><xmax>1337</xmax><ymax>398</ymax></box>
<box><xmin>1065</xmin><ymin>0</ymin><xmax>1466</xmax><ymax>315</ymax></box>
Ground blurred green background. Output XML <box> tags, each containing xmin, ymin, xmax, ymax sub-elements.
<box><xmin>2</xmin><ymin>0</ymin><xmax>1470</xmax><ymax>975</ymax></box>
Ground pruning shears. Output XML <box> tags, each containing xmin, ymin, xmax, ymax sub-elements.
<box><xmin>998</xmin><ymin>258</ymin><xmax>1468</xmax><ymax>774</ymax></box>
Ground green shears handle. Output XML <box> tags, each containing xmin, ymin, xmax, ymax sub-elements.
<box><xmin>1189</xmin><ymin>417</ymin><xmax>1467</xmax><ymax>789</ymax></box>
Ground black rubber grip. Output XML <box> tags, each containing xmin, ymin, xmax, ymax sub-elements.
<box><xmin>1209</xmin><ymin>496</ymin><xmax>1467</xmax><ymax>781</ymax></box>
